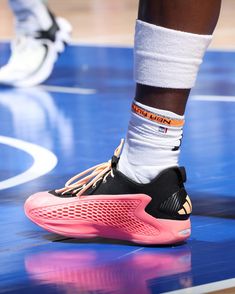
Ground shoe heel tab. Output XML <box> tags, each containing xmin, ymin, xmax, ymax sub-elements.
<box><xmin>178</xmin><ymin>167</ymin><xmax>187</xmax><ymax>183</ymax></box>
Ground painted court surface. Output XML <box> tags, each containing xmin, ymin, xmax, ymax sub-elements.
<box><xmin>1</xmin><ymin>43</ymin><xmax>235</xmax><ymax>293</ymax></box>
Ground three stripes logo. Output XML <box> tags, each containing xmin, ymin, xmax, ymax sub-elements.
<box><xmin>160</xmin><ymin>192</ymin><xmax>192</xmax><ymax>216</ymax></box>
<box><xmin>178</xmin><ymin>195</ymin><xmax>192</xmax><ymax>215</ymax></box>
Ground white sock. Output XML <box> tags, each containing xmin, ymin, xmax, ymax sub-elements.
<box><xmin>118</xmin><ymin>101</ymin><xmax>184</xmax><ymax>183</ymax></box>
<box><xmin>9</xmin><ymin>0</ymin><xmax>53</xmax><ymax>35</ymax></box>
<box><xmin>119</xmin><ymin>20</ymin><xmax>213</xmax><ymax>183</ymax></box>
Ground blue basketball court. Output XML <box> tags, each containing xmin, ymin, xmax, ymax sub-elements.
<box><xmin>1</xmin><ymin>42</ymin><xmax>235</xmax><ymax>293</ymax></box>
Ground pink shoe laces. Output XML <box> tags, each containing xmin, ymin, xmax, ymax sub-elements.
<box><xmin>55</xmin><ymin>139</ymin><xmax>124</xmax><ymax>197</ymax></box>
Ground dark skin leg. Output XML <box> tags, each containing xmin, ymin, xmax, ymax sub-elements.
<box><xmin>136</xmin><ymin>0</ymin><xmax>222</xmax><ymax>115</ymax></box>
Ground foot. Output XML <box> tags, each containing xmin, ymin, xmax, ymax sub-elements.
<box><xmin>0</xmin><ymin>12</ymin><xmax>71</xmax><ymax>87</ymax></box>
<box><xmin>24</xmin><ymin>140</ymin><xmax>192</xmax><ymax>245</ymax></box>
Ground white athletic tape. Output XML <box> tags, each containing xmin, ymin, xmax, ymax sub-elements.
<box><xmin>134</xmin><ymin>20</ymin><xmax>212</xmax><ymax>88</ymax></box>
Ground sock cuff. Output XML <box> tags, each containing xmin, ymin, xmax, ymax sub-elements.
<box><xmin>134</xmin><ymin>20</ymin><xmax>212</xmax><ymax>89</ymax></box>
<box><xmin>132</xmin><ymin>101</ymin><xmax>184</xmax><ymax>128</ymax></box>
<box><xmin>118</xmin><ymin>99</ymin><xmax>183</xmax><ymax>183</ymax></box>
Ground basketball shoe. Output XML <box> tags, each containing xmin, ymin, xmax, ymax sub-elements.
<box><xmin>0</xmin><ymin>12</ymin><xmax>71</xmax><ymax>87</ymax></box>
<box><xmin>24</xmin><ymin>140</ymin><xmax>192</xmax><ymax>245</ymax></box>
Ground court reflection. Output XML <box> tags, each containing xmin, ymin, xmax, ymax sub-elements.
<box><xmin>24</xmin><ymin>246</ymin><xmax>192</xmax><ymax>294</ymax></box>
<box><xmin>0</xmin><ymin>86</ymin><xmax>74</xmax><ymax>155</ymax></box>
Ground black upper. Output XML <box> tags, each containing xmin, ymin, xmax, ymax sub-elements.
<box><xmin>52</xmin><ymin>156</ymin><xmax>191</xmax><ymax>221</ymax></box>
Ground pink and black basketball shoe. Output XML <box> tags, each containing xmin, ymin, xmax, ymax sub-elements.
<box><xmin>24</xmin><ymin>140</ymin><xmax>192</xmax><ymax>245</ymax></box>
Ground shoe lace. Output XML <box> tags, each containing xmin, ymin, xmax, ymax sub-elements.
<box><xmin>55</xmin><ymin>139</ymin><xmax>124</xmax><ymax>197</ymax></box>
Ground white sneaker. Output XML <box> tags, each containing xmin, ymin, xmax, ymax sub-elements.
<box><xmin>0</xmin><ymin>16</ymin><xmax>72</xmax><ymax>87</ymax></box>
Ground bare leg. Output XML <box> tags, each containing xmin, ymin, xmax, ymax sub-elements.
<box><xmin>118</xmin><ymin>0</ymin><xmax>222</xmax><ymax>183</ymax></box>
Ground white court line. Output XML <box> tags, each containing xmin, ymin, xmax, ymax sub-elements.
<box><xmin>164</xmin><ymin>277</ymin><xmax>235</xmax><ymax>294</ymax></box>
<box><xmin>116</xmin><ymin>247</ymin><xmax>144</xmax><ymax>260</ymax></box>
<box><xmin>41</xmin><ymin>85</ymin><xmax>97</xmax><ymax>95</ymax></box>
<box><xmin>0</xmin><ymin>136</ymin><xmax>57</xmax><ymax>190</ymax></box>
<box><xmin>192</xmin><ymin>95</ymin><xmax>235</xmax><ymax>102</ymax></box>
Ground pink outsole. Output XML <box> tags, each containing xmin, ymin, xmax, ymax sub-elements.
<box><xmin>24</xmin><ymin>192</ymin><xmax>191</xmax><ymax>245</ymax></box>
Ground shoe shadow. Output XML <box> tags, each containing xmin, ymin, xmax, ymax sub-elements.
<box><xmin>43</xmin><ymin>233</ymin><xmax>187</xmax><ymax>248</ymax></box>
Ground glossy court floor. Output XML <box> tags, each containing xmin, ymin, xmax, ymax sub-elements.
<box><xmin>1</xmin><ymin>42</ymin><xmax>235</xmax><ymax>294</ymax></box>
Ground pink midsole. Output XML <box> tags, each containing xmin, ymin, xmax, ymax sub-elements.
<box><xmin>25</xmin><ymin>193</ymin><xmax>191</xmax><ymax>245</ymax></box>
